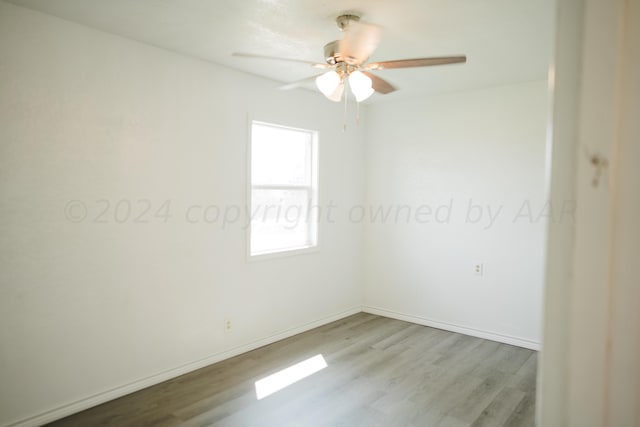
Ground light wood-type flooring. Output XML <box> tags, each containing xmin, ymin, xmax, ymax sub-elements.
<box><xmin>47</xmin><ymin>313</ymin><xmax>537</xmax><ymax>427</ymax></box>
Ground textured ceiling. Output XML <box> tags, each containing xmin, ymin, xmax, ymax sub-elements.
<box><xmin>7</xmin><ymin>0</ymin><xmax>555</xmax><ymax>102</ymax></box>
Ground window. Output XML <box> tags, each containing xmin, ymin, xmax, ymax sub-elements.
<box><xmin>249</xmin><ymin>121</ymin><xmax>318</xmax><ymax>257</ymax></box>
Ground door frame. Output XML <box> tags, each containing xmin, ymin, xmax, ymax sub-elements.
<box><xmin>539</xmin><ymin>0</ymin><xmax>639</xmax><ymax>425</ymax></box>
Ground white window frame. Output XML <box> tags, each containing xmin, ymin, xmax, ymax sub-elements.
<box><xmin>248</xmin><ymin>120</ymin><xmax>319</xmax><ymax>259</ymax></box>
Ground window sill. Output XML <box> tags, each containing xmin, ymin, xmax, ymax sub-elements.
<box><xmin>248</xmin><ymin>245</ymin><xmax>319</xmax><ymax>262</ymax></box>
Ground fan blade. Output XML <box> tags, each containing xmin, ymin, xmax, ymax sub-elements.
<box><xmin>366</xmin><ymin>56</ymin><xmax>466</xmax><ymax>70</ymax></box>
<box><xmin>339</xmin><ymin>21</ymin><xmax>382</xmax><ymax>65</ymax></box>
<box><xmin>362</xmin><ymin>72</ymin><xmax>396</xmax><ymax>94</ymax></box>
<box><xmin>232</xmin><ymin>52</ymin><xmax>329</xmax><ymax>69</ymax></box>
<box><xmin>278</xmin><ymin>74</ymin><xmax>326</xmax><ymax>91</ymax></box>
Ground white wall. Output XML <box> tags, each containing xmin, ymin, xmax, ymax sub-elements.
<box><xmin>363</xmin><ymin>81</ymin><xmax>549</xmax><ymax>347</ymax></box>
<box><xmin>0</xmin><ymin>3</ymin><xmax>365</xmax><ymax>426</ymax></box>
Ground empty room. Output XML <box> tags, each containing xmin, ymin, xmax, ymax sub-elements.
<box><xmin>1</xmin><ymin>1</ymin><xmax>638</xmax><ymax>426</ymax></box>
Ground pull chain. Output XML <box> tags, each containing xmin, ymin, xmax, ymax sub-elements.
<box><xmin>343</xmin><ymin>84</ymin><xmax>348</xmax><ymax>132</ymax></box>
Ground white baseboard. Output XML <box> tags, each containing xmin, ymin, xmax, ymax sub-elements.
<box><xmin>362</xmin><ymin>306</ymin><xmax>540</xmax><ymax>351</ymax></box>
<box><xmin>4</xmin><ymin>306</ymin><xmax>362</xmax><ymax>427</ymax></box>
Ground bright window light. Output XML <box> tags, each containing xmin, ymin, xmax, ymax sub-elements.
<box><xmin>250</xmin><ymin>121</ymin><xmax>319</xmax><ymax>257</ymax></box>
<box><xmin>254</xmin><ymin>354</ymin><xmax>328</xmax><ymax>400</ymax></box>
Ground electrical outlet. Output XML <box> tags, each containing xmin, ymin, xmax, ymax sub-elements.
<box><xmin>474</xmin><ymin>263</ymin><xmax>484</xmax><ymax>276</ymax></box>
<box><xmin>224</xmin><ymin>319</ymin><xmax>232</xmax><ymax>333</ymax></box>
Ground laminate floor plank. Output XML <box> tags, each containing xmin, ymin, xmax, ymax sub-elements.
<box><xmin>508</xmin><ymin>353</ymin><xmax>538</xmax><ymax>394</ymax></box>
<box><xmin>502</xmin><ymin>392</ymin><xmax>536</xmax><ymax>427</ymax></box>
<box><xmin>470</xmin><ymin>387</ymin><xmax>527</xmax><ymax>427</ymax></box>
<box><xmin>46</xmin><ymin>313</ymin><xmax>537</xmax><ymax>427</ymax></box>
<box><xmin>447</xmin><ymin>369</ymin><xmax>510</xmax><ymax>424</ymax></box>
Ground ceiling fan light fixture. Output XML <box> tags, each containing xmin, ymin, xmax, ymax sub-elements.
<box><xmin>348</xmin><ymin>70</ymin><xmax>374</xmax><ymax>102</ymax></box>
<box><xmin>315</xmin><ymin>70</ymin><xmax>341</xmax><ymax>98</ymax></box>
<box><xmin>327</xmin><ymin>82</ymin><xmax>345</xmax><ymax>102</ymax></box>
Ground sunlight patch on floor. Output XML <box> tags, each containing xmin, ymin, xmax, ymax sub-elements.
<box><xmin>255</xmin><ymin>354</ymin><xmax>328</xmax><ymax>400</ymax></box>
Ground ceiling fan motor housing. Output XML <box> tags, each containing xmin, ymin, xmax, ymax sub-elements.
<box><xmin>323</xmin><ymin>40</ymin><xmax>341</xmax><ymax>65</ymax></box>
<box><xmin>324</xmin><ymin>40</ymin><xmax>361</xmax><ymax>66</ymax></box>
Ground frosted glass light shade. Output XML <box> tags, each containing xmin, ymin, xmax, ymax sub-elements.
<box><xmin>315</xmin><ymin>71</ymin><xmax>341</xmax><ymax>98</ymax></box>
<box><xmin>326</xmin><ymin>82</ymin><xmax>344</xmax><ymax>102</ymax></box>
<box><xmin>348</xmin><ymin>71</ymin><xmax>374</xmax><ymax>102</ymax></box>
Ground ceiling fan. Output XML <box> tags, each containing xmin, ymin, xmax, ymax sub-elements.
<box><xmin>233</xmin><ymin>14</ymin><xmax>466</xmax><ymax>103</ymax></box>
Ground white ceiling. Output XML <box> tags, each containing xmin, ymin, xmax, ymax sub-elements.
<box><xmin>7</xmin><ymin>0</ymin><xmax>555</xmax><ymax>102</ymax></box>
